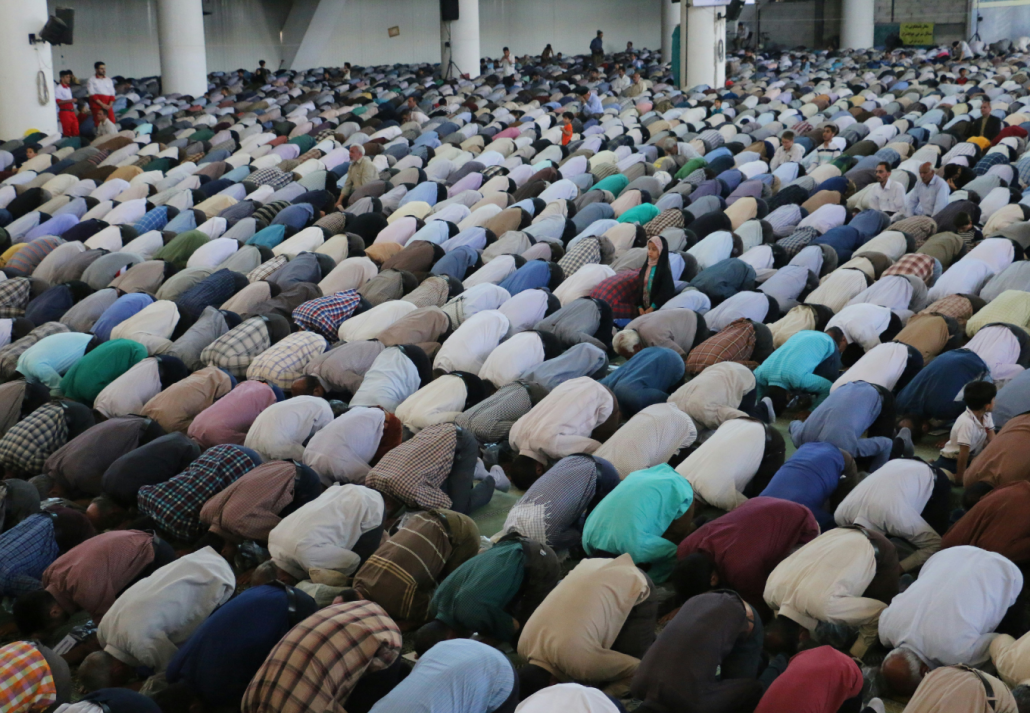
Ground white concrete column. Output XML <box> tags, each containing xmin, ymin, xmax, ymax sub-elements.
<box><xmin>685</xmin><ymin>6</ymin><xmax>727</xmax><ymax>90</ymax></box>
<box><xmin>661</xmin><ymin>0</ymin><xmax>679</xmax><ymax>65</ymax></box>
<box><xmin>0</xmin><ymin>0</ymin><xmax>58</xmax><ymax>139</ymax></box>
<box><xmin>157</xmin><ymin>0</ymin><xmax>208</xmax><ymax>97</ymax></box>
<box><xmin>441</xmin><ymin>0</ymin><xmax>480</xmax><ymax>80</ymax></box>
<box><xmin>840</xmin><ymin>0</ymin><xmax>875</xmax><ymax>50</ymax></box>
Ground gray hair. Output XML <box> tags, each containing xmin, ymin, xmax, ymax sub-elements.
<box><xmin>350</xmin><ymin>143</ymin><xmax>365</xmax><ymax>157</ymax></box>
<box><xmin>613</xmin><ymin>329</ymin><xmax>641</xmax><ymax>356</ymax></box>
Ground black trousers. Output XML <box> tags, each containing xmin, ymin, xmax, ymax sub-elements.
<box><xmin>441</xmin><ymin>426</ymin><xmax>494</xmax><ymax>515</ymax></box>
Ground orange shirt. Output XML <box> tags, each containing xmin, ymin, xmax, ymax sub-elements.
<box><xmin>561</xmin><ymin>123</ymin><xmax>573</xmax><ymax>146</ymax></box>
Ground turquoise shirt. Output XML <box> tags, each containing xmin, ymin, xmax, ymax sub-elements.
<box><xmin>16</xmin><ymin>332</ymin><xmax>93</xmax><ymax>392</ymax></box>
<box><xmin>753</xmin><ymin>330</ymin><xmax>838</xmax><ymax>407</ymax></box>
<box><xmin>582</xmin><ymin>464</ymin><xmax>694</xmax><ymax>582</ymax></box>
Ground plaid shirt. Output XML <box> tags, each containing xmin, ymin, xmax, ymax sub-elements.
<box><xmin>558</xmin><ymin>237</ymin><xmax>601</xmax><ymax>278</ymax></box>
<box><xmin>973</xmin><ymin>151</ymin><xmax>1010</xmax><ymax>177</ymax></box>
<box><xmin>590</xmin><ymin>270</ymin><xmax>642</xmax><ymax>320</ymax></box>
<box><xmin>883</xmin><ymin>253</ymin><xmax>936</xmax><ymax>285</ymax></box>
<box><xmin>137</xmin><ymin>444</ymin><xmax>262</xmax><ymax>541</ymax></box>
<box><xmin>921</xmin><ymin>294</ymin><xmax>975</xmax><ymax>328</ymax></box>
<box><xmin>0</xmin><ymin>403</ymin><xmax>68</xmax><ymax>476</ymax></box>
<box><xmin>201</xmin><ymin>317</ymin><xmax>271</xmax><ymax>378</ymax></box>
<box><xmin>685</xmin><ymin>318</ymin><xmax>757</xmax><ymax>375</ymax></box>
<box><xmin>776</xmin><ymin>226</ymin><xmax>820</xmax><ymax>258</ymax></box>
<box><xmin>242</xmin><ymin>601</ymin><xmax>401</xmax><ymax>713</ymax></box>
<box><xmin>176</xmin><ymin>269</ymin><xmax>242</xmax><ymax>321</ymax></box>
<box><xmin>0</xmin><ymin>277</ymin><xmax>31</xmax><ymax>318</ymax></box>
<box><xmin>0</xmin><ymin>514</ymin><xmax>59</xmax><ymax>597</ymax></box>
<box><xmin>0</xmin><ymin>323</ymin><xmax>69</xmax><ymax>381</ymax></box>
<box><xmin>645</xmin><ymin>208</ymin><xmax>685</xmax><ymax>237</ymax></box>
<box><xmin>0</xmin><ymin>642</ymin><xmax>56</xmax><ymax>713</ymax></box>
<box><xmin>134</xmin><ymin>206</ymin><xmax>170</xmax><ymax>234</ymax></box>
<box><xmin>314</xmin><ymin>212</ymin><xmax>347</xmax><ymax>236</ymax></box>
<box><xmin>1016</xmin><ymin>156</ymin><xmax>1030</xmax><ymax>188</ymax></box>
<box><xmin>248</xmin><ymin>255</ymin><xmax>289</xmax><ymax>283</ymax></box>
<box><xmin>293</xmin><ymin>290</ymin><xmax>362</xmax><ymax>341</ymax></box>
<box><xmin>246</xmin><ymin>331</ymin><xmax>328</xmax><ymax>389</ymax></box>
<box><xmin>501</xmin><ymin>455</ymin><xmax>599</xmax><ymax>547</ymax></box>
<box><xmin>248</xmin><ymin>169</ymin><xmax>294</xmax><ymax>191</ymax></box>
<box><xmin>454</xmin><ymin>380</ymin><xmax>538</xmax><ymax>443</ymax></box>
<box><xmin>366</xmin><ymin>423</ymin><xmax>458</xmax><ymax>509</ymax></box>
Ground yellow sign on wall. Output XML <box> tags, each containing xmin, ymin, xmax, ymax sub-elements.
<box><xmin>900</xmin><ymin>23</ymin><xmax>934</xmax><ymax>45</ymax></box>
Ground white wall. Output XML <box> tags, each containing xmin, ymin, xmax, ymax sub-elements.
<box><xmin>45</xmin><ymin>0</ymin><xmax>289</xmax><ymax>79</ymax></box>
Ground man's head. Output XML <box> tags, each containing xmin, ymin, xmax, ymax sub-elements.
<box><xmin>259</xmin><ymin>60</ymin><xmax>266</xmax><ymax>68</ymax></box>
<box><xmin>249</xmin><ymin>559</ymin><xmax>299</xmax><ymax>587</ymax></box>
<box><xmin>414</xmin><ymin>619</ymin><xmax>462</xmax><ymax>657</ymax></box>
<box><xmin>633</xmin><ymin>72</ymin><xmax>641</xmax><ymax>84</ymax></box>
<box><xmin>59</xmin><ymin>70</ymin><xmax>72</xmax><ymax>86</ymax></box>
<box><xmin>627</xmin><ymin>41</ymin><xmax>633</xmax><ymax>50</ymax></box>
<box><xmin>821</xmin><ymin>124</ymin><xmax>837</xmax><ymax>143</ymax></box>
<box><xmin>406</xmin><ymin>96</ymin><xmax>417</xmax><ymax>109</ymax></box>
<box><xmin>508</xmin><ymin>454</ymin><xmax>548</xmax><ymax>490</ymax></box>
<box><xmin>825</xmin><ymin>326</ymin><xmax>848</xmax><ymax>352</ymax></box>
<box><xmin>290</xmin><ymin>375</ymin><xmax>325</xmax><ymax>398</ymax></box>
<box><xmin>94</xmin><ymin>61</ymin><xmax>106</xmax><ymax>77</ymax></box>
<box><xmin>613</xmin><ymin>329</ymin><xmax>643</xmax><ymax>359</ymax></box>
<box><xmin>86</xmin><ymin>494</ymin><xmax>127</xmax><ymax>531</ymax></box>
<box><xmin>780</xmin><ymin>130</ymin><xmax>795</xmax><ymax>151</ymax></box>
<box><xmin>349</xmin><ymin>144</ymin><xmax>365</xmax><ymax>163</ymax></box>
<box><xmin>955</xmin><ymin>211</ymin><xmax>973</xmax><ymax>232</ymax></box>
<box><xmin>669</xmin><ymin>552</ymin><xmax>719</xmax><ymax>605</ymax></box>
<box><xmin>881</xmin><ymin>647</ymin><xmax>929</xmax><ymax>699</ymax></box>
<box><xmin>764</xmin><ymin>616</ymin><xmax>803</xmax><ymax>657</ymax></box>
<box><xmin>875</xmin><ymin>161</ymin><xmax>891</xmax><ymax>186</ymax></box>
<box><xmin>78</xmin><ymin>651</ymin><xmax>134</xmax><ymax>692</ymax></box>
<box><xmin>962</xmin><ymin>480</ymin><xmax>994</xmax><ymax>510</ymax></box>
<box><xmin>981</xmin><ymin>100</ymin><xmax>992</xmax><ymax>117</ymax></box>
<box><xmin>13</xmin><ymin>590</ymin><xmax>68</xmax><ymax>637</ymax></box>
<box><xmin>1012</xmin><ymin>684</ymin><xmax>1030</xmax><ymax>713</ymax></box>
<box><xmin>919</xmin><ymin>162</ymin><xmax>934</xmax><ymax>185</ymax></box>
<box><xmin>597</xmin><ymin>30</ymin><xmax>603</xmax><ymax>38</ymax></box>
<box><xmin>503</xmin><ymin>47</ymin><xmax>511</xmax><ymax>56</ymax></box>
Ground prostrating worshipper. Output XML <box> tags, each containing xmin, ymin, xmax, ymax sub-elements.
<box><xmin>0</xmin><ymin>508</ymin><xmax>95</xmax><ymax>598</ymax></box>
<box><xmin>631</xmin><ymin>591</ymin><xmax>765</xmax><ymax>713</ymax></box>
<box><xmin>516</xmin><ymin>684</ymin><xmax>625</xmax><ymax>713</ymax></box>
<box><xmin>961</xmin><ymin>413</ymin><xmax>1030</xmax><ymax>489</ymax></box>
<box><xmin>760</xmin><ymin>442</ymin><xmax>856</xmax><ymax>531</ymax></box>
<box><xmin>599</xmin><ymin>346</ymin><xmax>684</xmax><ymax>416</ymax></box>
<box><xmin>58</xmin><ymin>339</ymin><xmax>149</xmax><ymax>407</ymax></box>
<box><xmin>592</xmin><ymin>402</ymin><xmax>697</xmax><ymax>478</ymax></box>
<box><xmin>200</xmin><ymin>314</ymin><xmax>292</xmax><ymax>379</ymax></box>
<box><xmin>136</xmin><ymin>444</ymin><xmax>262</xmax><ymax>543</ymax></box>
<box><xmin>535</xmin><ymin>297</ymin><xmax>614</xmax><ymax>351</ymax></box>
<box><xmin>834</xmin><ymin>458</ymin><xmax>949</xmax><ymax>572</ymax></box>
<box><xmin>187</xmin><ymin>379</ymin><xmax>279</xmax><ymax>448</ymax></box>
<box><xmin>764</xmin><ymin>527</ymin><xmax>900</xmax><ymax>637</ymax></box>
<box><xmin>757</xmin><ymin>646</ymin><xmax>865</xmax><ymax>713</ymax></box>
<box><xmin>415</xmin><ymin>533</ymin><xmax>559</xmax><ymax>652</ymax></box>
<box><xmin>454</xmin><ymin>379</ymin><xmax>549</xmax><ymax>444</ymax></box>
<box><xmin>0</xmin><ymin>641</ymin><xmax>71</xmax><ymax>713</ymax></box>
<box><xmin>302</xmin><ymin>406</ymin><xmax>400</xmax><ymax>486</ymax></box>
<box><xmin>825</xmin><ymin>302</ymin><xmax>899</xmax><ymax>356</ymax></box>
<box><xmin>243</xmin><ymin>395</ymin><xmax>334</xmax><ymax>461</ymax></box>
<box><xmin>941</xmin><ymin>481</ymin><xmax>1030</xmax><ymax>564</ymax></box>
<box><xmin>684</xmin><ymin>317</ymin><xmax>774</xmax><ymax>376</ymax></box>
<box><xmin>304</xmin><ymin>339</ymin><xmax>386</xmax><ymax>399</ymax></box>
<box><xmin>991</xmin><ymin>621</ymin><xmax>1030</xmax><ymax>691</ymax></box>
<box><xmin>830</xmin><ymin>341</ymin><xmax>923</xmax><ymax>395</ymax></box>
<box><xmin>582</xmin><ymin>464</ymin><xmax>694</xmax><ymax>582</ymax></box>
<box><xmin>517</xmin><ymin>555</ymin><xmax>656</xmax><ymax>695</ymax></box>
<box><xmin>91</xmin><ymin>355</ymin><xmax>190</xmax><ymax>419</ymax></box>
<box><xmin>896</xmin><ymin>348</ymin><xmax>993</xmax><ymax>432</ymax></box>
<box><xmin>613</xmin><ymin>307</ymin><xmax>708</xmax><ymax>359</ymax></box>
<box><xmin>499</xmin><ymin>454</ymin><xmax>619</xmax><ymax>549</ymax></box>
<box><xmin>754</xmin><ymin>328</ymin><xmax>847</xmax><ymax>411</ymax></box>
<box><xmin>348</xmin><ymin>509</ymin><xmax>480</xmax><ymax>629</ymax></box>
<box><xmin>199</xmin><ymin>460</ymin><xmax>323</xmax><ymax>546</ymax></box>
<box><xmin>365</xmin><ymin>639</ymin><xmax>518</xmax><ymax>713</ymax></box>
<box><xmin>934</xmin><ymin>379</ymin><xmax>996</xmax><ymax>483</ymax></box>
<box><xmin>433</xmin><ymin>310</ymin><xmax>509</xmax><ymax>376</ymax></box>
<box><xmin>789</xmin><ymin>380</ymin><xmax>907</xmax><ymax>473</ymax></box>
<box><xmin>894</xmin><ymin>312</ymin><xmax>962</xmax><ymax>364</ymax></box>
<box><xmin>256</xmin><ymin>483</ymin><xmax>384</xmax><ymax>585</ymax></box>
<box><xmin>902</xmin><ymin>665</ymin><xmax>1018</xmax><ymax>713</ymax></box>
<box><xmin>992</xmin><ymin>369</ymin><xmax>1030</xmax><ymax>431</ymax></box>
<box><xmin>79</xmin><ymin>547</ymin><xmax>235</xmax><ymax>687</ymax></box>
<box><xmin>394</xmin><ymin>372</ymin><xmax>487</xmax><ymax>433</ymax></box>
<box><xmin>878</xmin><ymin>546</ymin><xmax>1022</xmax><ymax>698</ymax></box>
<box><xmin>675</xmin><ymin>417</ymin><xmax>785</xmax><ymax>512</ymax></box>
<box><xmin>508</xmin><ymin>376</ymin><xmax>618</xmax><ymax>485</ymax></box>
<box><xmin>139</xmin><ymin>365</ymin><xmax>233</xmax><ymax>434</ymax></box>
<box><xmin>165</xmin><ymin>583</ymin><xmax>319</xmax><ymax>710</ymax></box>
<box><xmin>241</xmin><ymin>601</ymin><xmax>402</xmax><ymax>713</ymax></box>
<box><xmin>15</xmin><ymin>331</ymin><xmax>93</xmax><ymax>391</ymax></box>
<box><xmin>669</xmin><ymin>361</ymin><xmax>772</xmax><ymax>429</ymax></box>
<box><xmin>349</xmin><ymin>344</ymin><xmax>432</xmax><ymax>412</ymax></box>
<box><xmin>674</xmin><ymin>497</ymin><xmax>819</xmax><ymax>619</ymax></box>
<box><xmin>97</xmin><ymin>432</ymin><xmax>201</xmax><ymax>524</ymax></box>
<box><xmin>13</xmin><ymin>530</ymin><xmax>173</xmax><ymax>636</ymax></box>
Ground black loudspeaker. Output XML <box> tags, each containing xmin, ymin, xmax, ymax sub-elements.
<box><xmin>441</xmin><ymin>0</ymin><xmax>459</xmax><ymax>22</ymax></box>
<box><xmin>725</xmin><ymin>0</ymin><xmax>744</xmax><ymax>22</ymax></box>
<box><xmin>39</xmin><ymin>11</ymin><xmax>74</xmax><ymax>45</ymax></box>
<box><xmin>56</xmin><ymin>8</ymin><xmax>75</xmax><ymax>43</ymax></box>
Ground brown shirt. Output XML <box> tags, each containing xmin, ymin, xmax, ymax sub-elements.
<box><xmin>141</xmin><ymin>366</ymin><xmax>232</xmax><ymax>433</ymax></box>
<box><xmin>377</xmin><ymin>307</ymin><xmax>451</xmax><ymax>348</ymax></box>
<box><xmin>963</xmin><ymin>414</ymin><xmax>1030</xmax><ymax>488</ymax></box>
<box><xmin>943</xmin><ymin>481</ymin><xmax>1030</xmax><ymax>564</ymax></box>
<box><xmin>200</xmin><ymin>461</ymin><xmax>296</xmax><ymax>544</ymax></box>
<box><xmin>894</xmin><ymin>313</ymin><xmax>951</xmax><ymax>364</ymax></box>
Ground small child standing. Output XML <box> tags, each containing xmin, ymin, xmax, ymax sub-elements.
<box><xmin>936</xmin><ymin>380</ymin><xmax>996</xmax><ymax>483</ymax></box>
<box><xmin>561</xmin><ymin>112</ymin><xmax>575</xmax><ymax>147</ymax></box>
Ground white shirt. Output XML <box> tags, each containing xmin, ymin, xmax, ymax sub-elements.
<box><xmin>302</xmin><ymin>407</ymin><xmax>385</xmax><ymax>487</ymax></box>
<box><xmin>688</xmin><ymin>231</ymin><xmax>735</xmax><ymax>271</ymax></box>
<box><xmin>611</xmin><ymin>75</ymin><xmax>632</xmax><ymax>93</ymax></box>
<box><xmin>516</xmin><ymin>683</ymin><xmax>621</xmax><ymax>713</ymax></box>
<box><xmin>463</xmin><ymin>255</ymin><xmax>517</xmax><ymax>288</ymax></box>
<box><xmin>825</xmin><ymin>303</ymin><xmax>891</xmax><ymax>352</ymax></box>
<box><xmin>834</xmin><ymin>459</ymin><xmax>940</xmax><ymax>568</ymax></box>
<box><xmin>674</xmin><ymin>418</ymin><xmax>766</xmax><ymax>511</ymax></box>
<box><xmin>941</xmin><ymin>407</ymin><xmax>994</xmax><ymax>459</ymax></box>
<box><xmin>553</xmin><ymin>264</ymin><xmax>615</xmax><ymax>306</ymax></box>
<box><xmin>338</xmin><ymin>300</ymin><xmax>417</xmax><ymax>342</ymax></box>
<box><xmin>797</xmin><ymin>204</ymin><xmax>846</xmax><ymax>234</ymax></box>
<box><xmin>509</xmin><ymin>377</ymin><xmax>614</xmax><ymax>464</ymax></box>
<box><xmin>395</xmin><ymin>374</ymin><xmax>468</xmax><ymax>433</ymax></box>
<box><xmin>966</xmin><ymin>324</ymin><xmax>1021</xmax><ymax>378</ymax></box>
<box><xmin>244</xmin><ymin>396</ymin><xmax>334</xmax><ymax>461</ymax></box>
<box><xmin>904</xmin><ymin>175</ymin><xmax>951</xmax><ymax>217</ymax></box>
<box><xmin>319</xmin><ymin>257</ymin><xmax>378</xmax><ymax>294</ymax></box>
<box><xmin>443</xmin><ymin>283</ymin><xmax>511</xmax><ymax>325</ymax></box>
<box><xmin>478</xmin><ymin>331</ymin><xmax>545</xmax><ymax>388</ymax></box>
<box><xmin>0</xmin><ymin>319</ymin><xmax>11</xmax><ymax>350</ymax></box>
<box><xmin>98</xmin><ymin>547</ymin><xmax>234</xmax><ymax>671</ymax></box>
<box><xmin>669</xmin><ymin>362</ymin><xmax>756</xmax><ymax>430</ymax></box>
<box><xmin>87</xmin><ymin>75</ymin><xmax>115</xmax><ymax>97</ymax></box>
<box><xmin>879</xmin><ymin>546</ymin><xmax>1022</xmax><ymax>666</ymax></box>
<box><xmin>770</xmin><ymin>143</ymin><xmax>805</xmax><ymax>171</ymax></box>
<box><xmin>848</xmin><ymin>275</ymin><xmax>922</xmax><ymax>313</ymax></box>
<box><xmin>187</xmin><ymin>237</ymin><xmax>238</xmax><ymax>269</ymax></box>
<box><xmin>434</xmin><ymin>309</ymin><xmax>510</xmax><ymax>374</ymax></box>
<box><xmin>268</xmin><ymin>484</ymin><xmax>385</xmax><ymax>580</ymax></box>
<box><xmin>501</xmin><ymin>55</ymin><xmax>516</xmax><ymax>77</ymax></box>
<box><xmin>109</xmin><ymin>300</ymin><xmax>181</xmax><ymax>355</ymax></box>
<box><xmin>499</xmin><ymin>289</ymin><xmax>550</xmax><ymax>334</ymax></box>
<box><xmin>866</xmin><ymin>178</ymin><xmax>906</xmax><ymax>214</ymax></box>
<box><xmin>966</xmin><ymin>238</ymin><xmax>1016</xmax><ymax>275</ymax></box>
<box><xmin>55</xmin><ymin>84</ymin><xmax>73</xmax><ymax>102</ymax></box>
<box><xmin>349</xmin><ymin>346</ymin><xmax>422</xmax><ymax>412</ymax></box>
<box><xmin>660</xmin><ymin>288</ymin><xmax>711</xmax><ymax>314</ymax></box>
<box><xmin>593</xmin><ymin>403</ymin><xmax>697</xmax><ymax>478</ymax></box>
<box><xmin>703</xmin><ymin>291</ymin><xmax>770</xmax><ymax>332</ymax></box>
<box><xmin>927</xmin><ymin>258</ymin><xmax>996</xmax><ymax>303</ymax></box>
<box><xmin>93</xmin><ymin>358</ymin><xmax>163</xmax><ymax>419</ymax></box>
<box><xmin>831</xmin><ymin>342</ymin><xmax>910</xmax><ymax>392</ymax></box>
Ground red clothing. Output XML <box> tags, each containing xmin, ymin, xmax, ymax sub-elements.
<box><xmin>677</xmin><ymin>497</ymin><xmax>818</xmax><ymax>616</ymax></box>
<box><xmin>755</xmin><ymin>646</ymin><xmax>862</xmax><ymax>713</ymax></box>
<box><xmin>58</xmin><ymin>109</ymin><xmax>79</xmax><ymax>137</ymax></box>
<box><xmin>89</xmin><ymin>95</ymin><xmax>115</xmax><ymax>124</ymax></box>
<box><xmin>561</xmin><ymin>123</ymin><xmax>573</xmax><ymax>146</ymax></box>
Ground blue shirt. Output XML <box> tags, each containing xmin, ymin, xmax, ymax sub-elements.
<box><xmin>896</xmin><ymin>348</ymin><xmax>989</xmax><ymax>422</ymax></box>
<box><xmin>369</xmin><ymin>639</ymin><xmax>513</xmax><ymax>713</ymax></box>
<box><xmin>176</xmin><ymin>269</ymin><xmax>240</xmax><ymax>321</ymax></box>
<box><xmin>24</xmin><ymin>286</ymin><xmax>74</xmax><ymax>326</ymax></box>
<box><xmin>16</xmin><ymin>332</ymin><xmax>94</xmax><ymax>391</ymax></box>
<box><xmin>761</xmin><ymin>442</ymin><xmax>843</xmax><ymax>531</ymax></box>
<box><xmin>993</xmin><ymin>368</ymin><xmax>1030</xmax><ymax>431</ymax></box>
<box><xmin>91</xmin><ymin>293</ymin><xmax>155</xmax><ymax>343</ymax></box>
<box><xmin>788</xmin><ymin>381</ymin><xmax>885</xmax><ymax>456</ymax></box>
<box><xmin>0</xmin><ymin>514</ymin><xmax>59</xmax><ymax>597</ymax></box>
<box><xmin>166</xmin><ymin>584</ymin><xmax>317</xmax><ymax>706</ymax></box>
<box><xmin>590</xmin><ymin>37</ymin><xmax>604</xmax><ymax>53</ymax></box>
<box><xmin>498</xmin><ymin>260</ymin><xmax>551</xmax><ymax>295</ymax></box>
<box><xmin>271</xmin><ymin>204</ymin><xmax>314</xmax><ymax>231</ymax></box>
<box><xmin>583</xmin><ymin>92</ymin><xmax>604</xmax><ymax>117</ymax></box>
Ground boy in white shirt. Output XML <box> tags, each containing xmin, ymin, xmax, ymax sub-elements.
<box><xmin>935</xmin><ymin>380</ymin><xmax>996</xmax><ymax>482</ymax></box>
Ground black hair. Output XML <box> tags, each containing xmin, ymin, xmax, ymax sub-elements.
<box><xmin>503</xmin><ymin>46</ymin><xmax>509</xmax><ymax>52</ymax></box>
<box><xmin>765</xmin><ymin>386</ymin><xmax>789</xmax><ymax>415</ymax></box>
<box><xmin>1011</xmin><ymin>684</ymin><xmax>1030</xmax><ymax>713</ymax></box>
<box><xmin>781</xmin><ymin>130</ymin><xmax>795</xmax><ymax>141</ymax></box>
<box><xmin>510</xmin><ymin>454</ymin><xmax>544</xmax><ymax>491</ymax></box>
<box><xmin>562</xmin><ymin>112</ymin><xmax>575</xmax><ymax>121</ymax></box>
<box><xmin>12</xmin><ymin>590</ymin><xmax>59</xmax><ymax>636</ymax></box>
<box><xmin>293</xmin><ymin>374</ymin><xmax>323</xmax><ymax>395</ymax></box>
<box><xmin>414</xmin><ymin>619</ymin><xmax>454</xmax><ymax>657</ymax></box>
<box><xmin>876</xmin><ymin>161</ymin><xmax>891</xmax><ymax>173</ymax></box>
<box><xmin>825</xmin><ymin>326</ymin><xmax>845</xmax><ymax>344</ymax></box>
<box><xmin>94</xmin><ymin>61</ymin><xmax>105</xmax><ymax>70</ymax></box>
<box><xmin>963</xmin><ymin>380</ymin><xmax>997</xmax><ymax>410</ymax></box>
<box><xmin>669</xmin><ymin>552</ymin><xmax>718</xmax><ymax>605</ymax></box>
<box><xmin>955</xmin><ymin>211</ymin><xmax>972</xmax><ymax>228</ymax></box>
<box><xmin>963</xmin><ymin>481</ymin><xmax>995</xmax><ymax>510</ymax></box>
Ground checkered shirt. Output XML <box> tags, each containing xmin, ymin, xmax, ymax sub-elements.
<box><xmin>247</xmin><ymin>255</ymin><xmax>289</xmax><ymax>283</ymax></box>
<box><xmin>681</xmin><ymin>168</ymin><xmax>708</xmax><ymax>187</ymax></box>
<box><xmin>0</xmin><ymin>514</ymin><xmax>59</xmax><ymax>597</ymax></box>
<box><xmin>0</xmin><ymin>642</ymin><xmax>56</xmax><ymax>713</ymax></box>
<box><xmin>776</xmin><ymin>226</ymin><xmax>820</xmax><ymax>258</ymax></box>
<box><xmin>883</xmin><ymin>253</ymin><xmax>936</xmax><ymax>284</ymax></box>
<box><xmin>134</xmin><ymin>206</ymin><xmax>170</xmax><ymax>234</ymax></box>
<box><xmin>246</xmin><ymin>331</ymin><xmax>328</xmax><ymax>389</ymax></box>
<box><xmin>590</xmin><ymin>269</ymin><xmax>643</xmax><ymax>320</ymax></box>
<box><xmin>685</xmin><ymin>318</ymin><xmax>757</xmax><ymax>375</ymax></box>
<box><xmin>242</xmin><ymin>601</ymin><xmax>401</xmax><ymax>713</ymax></box>
<box><xmin>137</xmin><ymin>443</ymin><xmax>261</xmax><ymax>541</ymax></box>
<box><xmin>0</xmin><ymin>403</ymin><xmax>68</xmax><ymax>476</ymax></box>
<box><xmin>920</xmin><ymin>294</ymin><xmax>975</xmax><ymax>327</ymax></box>
<box><xmin>293</xmin><ymin>290</ymin><xmax>362</xmax><ymax>341</ymax></box>
<box><xmin>366</xmin><ymin>423</ymin><xmax>458</xmax><ymax>509</ymax></box>
<box><xmin>176</xmin><ymin>269</ymin><xmax>241</xmax><ymax>321</ymax></box>
<box><xmin>973</xmin><ymin>151</ymin><xmax>1010</xmax><ymax>177</ymax></box>
<box><xmin>314</xmin><ymin>212</ymin><xmax>348</xmax><ymax>236</ymax></box>
<box><xmin>1016</xmin><ymin>156</ymin><xmax>1030</xmax><ymax>188</ymax></box>
<box><xmin>0</xmin><ymin>277</ymin><xmax>31</xmax><ymax>318</ymax></box>
<box><xmin>501</xmin><ymin>455</ymin><xmax>598</xmax><ymax>547</ymax></box>
<box><xmin>0</xmin><ymin>323</ymin><xmax>69</xmax><ymax>381</ymax></box>
<box><xmin>558</xmin><ymin>237</ymin><xmax>601</xmax><ymax>278</ymax></box>
<box><xmin>454</xmin><ymin>381</ymin><xmax>536</xmax><ymax>443</ymax></box>
<box><xmin>248</xmin><ymin>168</ymin><xmax>294</xmax><ymax>191</ymax></box>
<box><xmin>645</xmin><ymin>208</ymin><xmax>685</xmax><ymax>237</ymax></box>
<box><xmin>200</xmin><ymin>317</ymin><xmax>271</xmax><ymax>378</ymax></box>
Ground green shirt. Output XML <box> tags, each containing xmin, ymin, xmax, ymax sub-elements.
<box><xmin>59</xmin><ymin>339</ymin><xmax>148</xmax><ymax>405</ymax></box>
<box><xmin>155</xmin><ymin>230</ymin><xmax>210</xmax><ymax>270</ymax></box>
<box><xmin>430</xmin><ymin>539</ymin><xmax>524</xmax><ymax>642</ymax></box>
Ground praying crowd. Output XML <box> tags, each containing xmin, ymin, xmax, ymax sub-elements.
<box><xmin>5</xmin><ymin>31</ymin><xmax>1030</xmax><ymax>713</ymax></box>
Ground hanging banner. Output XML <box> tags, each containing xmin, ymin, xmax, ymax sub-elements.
<box><xmin>899</xmin><ymin>23</ymin><xmax>934</xmax><ymax>45</ymax></box>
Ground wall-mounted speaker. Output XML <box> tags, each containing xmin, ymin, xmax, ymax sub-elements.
<box><xmin>441</xmin><ymin>0</ymin><xmax>460</xmax><ymax>22</ymax></box>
